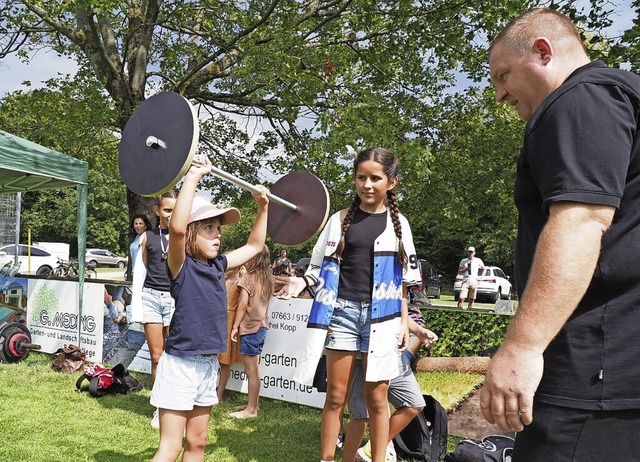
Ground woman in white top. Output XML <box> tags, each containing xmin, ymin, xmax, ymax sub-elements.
<box><xmin>128</xmin><ymin>213</ymin><xmax>152</xmax><ymax>280</ymax></box>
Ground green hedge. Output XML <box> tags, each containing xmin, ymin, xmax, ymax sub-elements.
<box><xmin>419</xmin><ymin>308</ymin><xmax>511</xmax><ymax>357</ymax></box>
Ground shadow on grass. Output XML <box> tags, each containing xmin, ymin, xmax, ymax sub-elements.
<box><xmin>94</xmin><ymin>449</ymin><xmax>156</xmax><ymax>461</ymax></box>
<box><xmin>210</xmin><ymin>392</ymin><xmax>323</xmax><ymax>462</ymax></box>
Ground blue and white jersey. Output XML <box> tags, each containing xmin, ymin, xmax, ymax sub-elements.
<box><xmin>293</xmin><ymin>209</ymin><xmax>421</xmax><ymax>385</ymax></box>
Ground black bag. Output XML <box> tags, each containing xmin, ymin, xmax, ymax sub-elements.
<box><xmin>444</xmin><ymin>435</ymin><xmax>514</xmax><ymax>462</ymax></box>
<box><xmin>393</xmin><ymin>394</ymin><xmax>448</xmax><ymax>462</ymax></box>
<box><xmin>76</xmin><ymin>363</ymin><xmax>142</xmax><ymax>397</ymax></box>
<box><xmin>312</xmin><ymin>355</ymin><xmax>328</xmax><ymax>392</ymax></box>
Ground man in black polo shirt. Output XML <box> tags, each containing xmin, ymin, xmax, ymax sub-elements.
<box><xmin>481</xmin><ymin>7</ymin><xmax>640</xmax><ymax>460</ymax></box>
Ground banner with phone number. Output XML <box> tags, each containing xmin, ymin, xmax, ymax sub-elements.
<box><xmin>226</xmin><ymin>297</ymin><xmax>325</xmax><ymax>408</ymax></box>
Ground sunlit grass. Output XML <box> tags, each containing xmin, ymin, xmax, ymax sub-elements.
<box><xmin>416</xmin><ymin>371</ymin><xmax>484</xmax><ymax>412</ymax></box>
<box><xmin>0</xmin><ymin>352</ymin><xmax>480</xmax><ymax>461</ymax></box>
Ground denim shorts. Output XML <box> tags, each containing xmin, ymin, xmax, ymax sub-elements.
<box><xmin>150</xmin><ymin>352</ymin><xmax>220</xmax><ymax>410</ymax></box>
<box><xmin>325</xmin><ymin>298</ymin><xmax>371</xmax><ymax>352</ymax></box>
<box><xmin>141</xmin><ymin>287</ymin><xmax>174</xmax><ymax>326</ymax></box>
<box><xmin>240</xmin><ymin>327</ymin><xmax>267</xmax><ymax>356</ymax></box>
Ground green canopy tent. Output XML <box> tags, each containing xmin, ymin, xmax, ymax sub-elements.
<box><xmin>0</xmin><ymin>129</ymin><xmax>89</xmax><ymax>335</ymax></box>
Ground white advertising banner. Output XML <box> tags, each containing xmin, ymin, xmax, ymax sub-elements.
<box><xmin>25</xmin><ymin>278</ymin><xmax>105</xmax><ymax>362</ymax></box>
<box><xmin>226</xmin><ymin>297</ymin><xmax>326</xmax><ymax>409</ymax></box>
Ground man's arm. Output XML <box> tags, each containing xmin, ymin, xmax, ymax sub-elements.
<box><xmin>480</xmin><ymin>201</ymin><xmax>615</xmax><ymax>432</ymax></box>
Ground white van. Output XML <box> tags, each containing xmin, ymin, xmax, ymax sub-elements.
<box><xmin>33</xmin><ymin>242</ymin><xmax>70</xmax><ymax>261</ymax></box>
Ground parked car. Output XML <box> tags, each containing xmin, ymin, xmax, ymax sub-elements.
<box><xmin>0</xmin><ymin>244</ymin><xmax>60</xmax><ymax>276</ymax></box>
<box><xmin>454</xmin><ymin>265</ymin><xmax>512</xmax><ymax>303</ymax></box>
<box><xmin>85</xmin><ymin>248</ymin><xmax>127</xmax><ymax>268</ymax></box>
<box><xmin>295</xmin><ymin>257</ymin><xmax>311</xmax><ymax>276</ymax></box>
<box><xmin>419</xmin><ymin>259</ymin><xmax>441</xmax><ymax>299</ymax></box>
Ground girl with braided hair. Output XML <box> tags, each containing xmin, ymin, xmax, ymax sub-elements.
<box><xmin>275</xmin><ymin>147</ymin><xmax>421</xmax><ymax>462</ymax></box>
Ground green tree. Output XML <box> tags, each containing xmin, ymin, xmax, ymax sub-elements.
<box><xmin>0</xmin><ymin>2</ymin><xmax>604</xmax><ymax>207</ymax></box>
<box><xmin>0</xmin><ymin>0</ymin><xmax>626</xmax><ymax>265</ymax></box>
<box><xmin>0</xmin><ymin>79</ymin><xmax>128</xmax><ymax>255</ymax></box>
<box><xmin>405</xmin><ymin>87</ymin><xmax>523</xmax><ymax>286</ymax></box>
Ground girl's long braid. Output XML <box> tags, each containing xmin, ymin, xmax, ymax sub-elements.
<box><xmin>387</xmin><ymin>190</ymin><xmax>407</xmax><ymax>269</ymax></box>
<box><xmin>333</xmin><ymin>196</ymin><xmax>361</xmax><ymax>262</ymax></box>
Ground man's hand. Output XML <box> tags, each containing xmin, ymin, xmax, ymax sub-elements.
<box><xmin>479</xmin><ymin>343</ymin><xmax>544</xmax><ymax>432</ymax></box>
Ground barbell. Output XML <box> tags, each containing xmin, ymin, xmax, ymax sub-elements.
<box><xmin>0</xmin><ymin>322</ymin><xmax>40</xmax><ymax>363</ymax></box>
<box><xmin>118</xmin><ymin>92</ymin><xmax>330</xmax><ymax>246</ymax></box>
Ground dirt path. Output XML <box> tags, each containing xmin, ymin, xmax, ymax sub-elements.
<box><xmin>447</xmin><ymin>390</ymin><xmax>516</xmax><ymax>440</ymax></box>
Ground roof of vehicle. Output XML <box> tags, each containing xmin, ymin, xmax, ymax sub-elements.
<box><xmin>296</xmin><ymin>257</ymin><xmax>311</xmax><ymax>269</ymax></box>
<box><xmin>0</xmin><ymin>244</ymin><xmax>49</xmax><ymax>251</ymax></box>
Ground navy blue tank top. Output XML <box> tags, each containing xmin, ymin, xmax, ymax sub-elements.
<box><xmin>166</xmin><ymin>255</ymin><xmax>228</xmax><ymax>355</ymax></box>
<box><xmin>143</xmin><ymin>228</ymin><xmax>171</xmax><ymax>291</ymax></box>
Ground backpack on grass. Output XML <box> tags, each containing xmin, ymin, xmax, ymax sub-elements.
<box><xmin>444</xmin><ymin>434</ymin><xmax>514</xmax><ymax>462</ymax></box>
<box><xmin>392</xmin><ymin>394</ymin><xmax>448</xmax><ymax>462</ymax></box>
<box><xmin>76</xmin><ymin>363</ymin><xmax>142</xmax><ymax>397</ymax></box>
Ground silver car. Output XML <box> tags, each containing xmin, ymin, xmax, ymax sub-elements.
<box><xmin>85</xmin><ymin>248</ymin><xmax>127</xmax><ymax>268</ymax></box>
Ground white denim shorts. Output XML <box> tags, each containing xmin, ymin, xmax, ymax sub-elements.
<box><xmin>150</xmin><ymin>352</ymin><xmax>220</xmax><ymax>411</ymax></box>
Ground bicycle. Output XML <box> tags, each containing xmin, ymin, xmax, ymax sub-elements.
<box><xmin>51</xmin><ymin>259</ymin><xmax>98</xmax><ymax>279</ymax></box>
<box><xmin>0</xmin><ymin>261</ymin><xmax>21</xmax><ymax>277</ymax></box>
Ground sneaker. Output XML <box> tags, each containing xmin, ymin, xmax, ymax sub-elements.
<box><xmin>356</xmin><ymin>441</ymin><xmax>372</xmax><ymax>462</ymax></box>
<box><xmin>356</xmin><ymin>441</ymin><xmax>396</xmax><ymax>462</ymax></box>
<box><xmin>386</xmin><ymin>444</ymin><xmax>397</xmax><ymax>462</ymax></box>
<box><xmin>150</xmin><ymin>409</ymin><xmax>159</xmax><ymax>429</ymax></box>
<box><xmin>336</xmin><ymin>432</ymin><xmax>345</xmax><ymax>449</ymax></box>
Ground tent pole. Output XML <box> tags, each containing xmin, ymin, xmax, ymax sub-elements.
<box><xmin>77</xmin><ymin>184</ymin><xmax>88</xmax><ymax>343</ymax></box>
<box><xmin>14</xmin><ymin>193</ymin><xmax>21</xmax><ymax>266</ymax></box>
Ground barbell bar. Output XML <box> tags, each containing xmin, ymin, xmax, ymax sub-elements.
<box><xmin>117</xmin><ymin>91</ymin><xmax>330</xmax><ymax>246</ymax></box>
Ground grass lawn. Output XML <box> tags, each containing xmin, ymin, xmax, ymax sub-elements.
<box><xmin>0</xmin><ymin>353</ymin><xmax>480</xmax><ymax>461</ymax></box>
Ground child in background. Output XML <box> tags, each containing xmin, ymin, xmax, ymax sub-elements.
<box><xmin>217</xmin><ymin>265</ymin><xmax>246</xmax><ymax>403</ymax></box>
<box><xmin>229</xmin><ymin>245</ymin><xmax>275</xmax><ymax>418</ymax></box>
<box><xmin>342</xmin><ymin>309</ymin><xmax>438</xmax><ymax>462</ymax></box>
<box><xmin>138</xmin><ymin>189</ymin><xmax>178</xmax><ymax>428</ymax></box>
<box><xmin>150</xmin><ymin>156</ymin><xmax>269</xmax><ymax>462</ymax></box>
<box><xmin>276</xmin><ymin>147</ymin><xmax>421</xmax><ymax>462</ymax></box>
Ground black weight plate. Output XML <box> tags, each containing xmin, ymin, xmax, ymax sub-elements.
<box><xmin>118</xmin><ymin>92</ymin><xmax>199</xmax><ymax>197</ymax></box>
<box><xmin>1</xmin><ymin>324</ymin><xmax>31</xmax><ymax>363</ymax></box>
